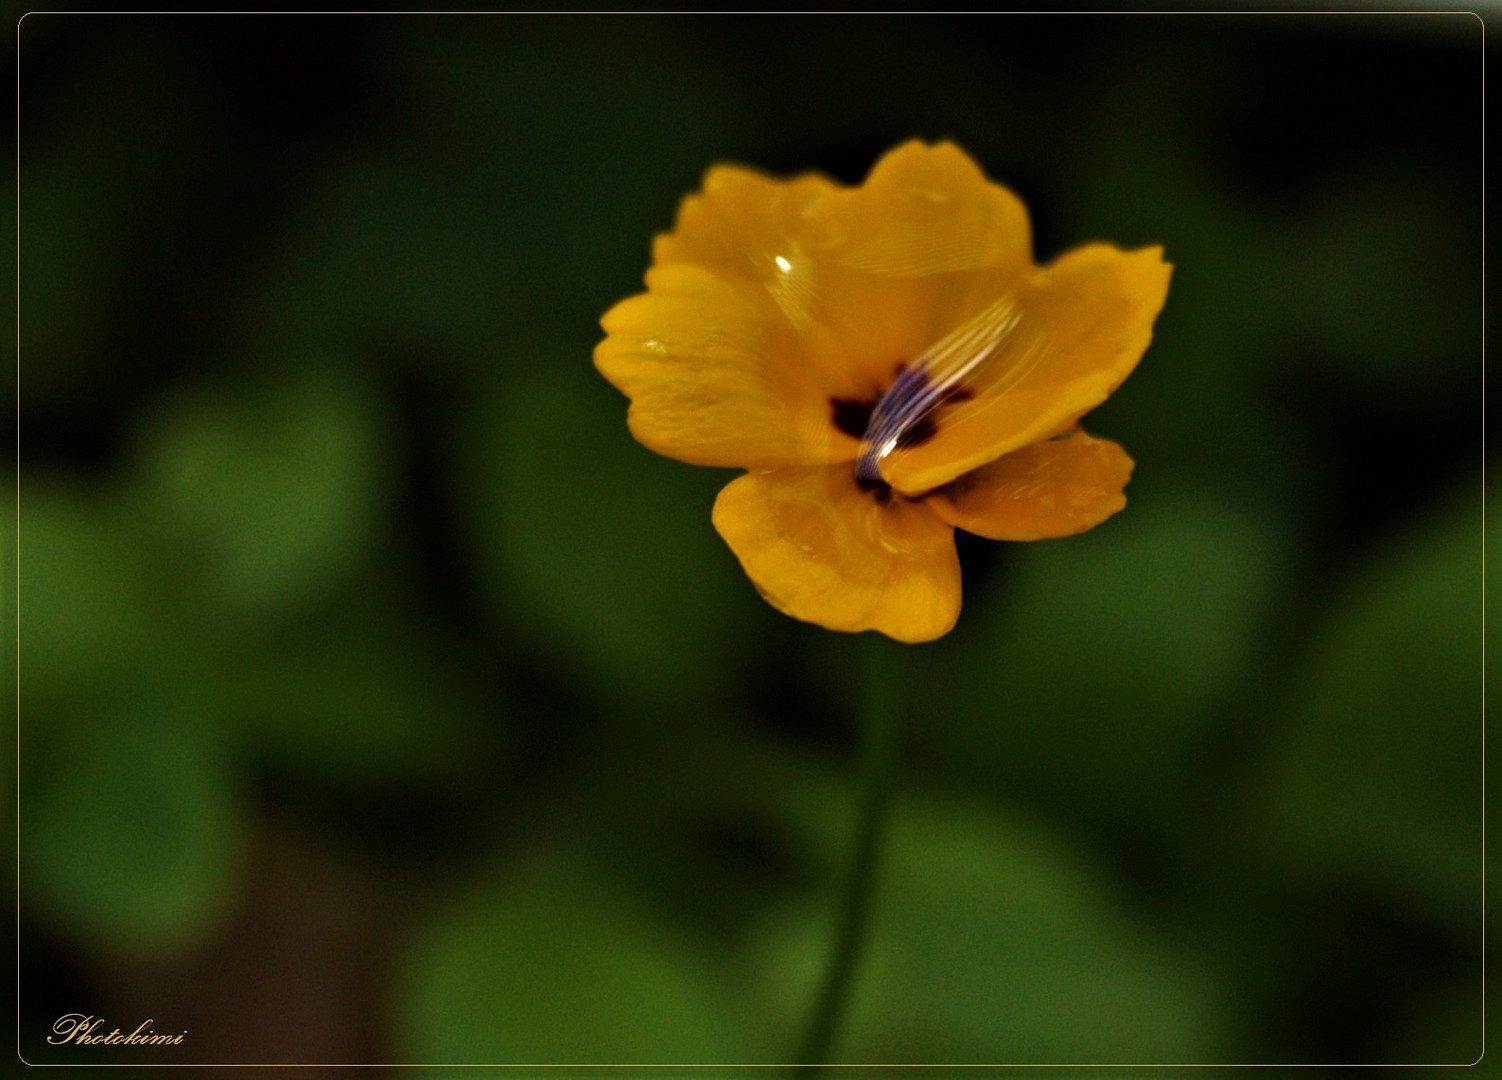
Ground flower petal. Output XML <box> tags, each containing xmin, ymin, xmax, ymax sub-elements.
<box><xmin>796</xmin><ymin>141</ymin><xmax>1037</xmax><ymax>393</ymax></box>
<box><xmin>711</xmin><ymin>465</ymin><xmax>961</xmax><ymax>643</ymax></box>
<box><xmin>595</xmin><ymin>263</ymin><xmax>856</xmax><ymax>469</ymax></box>
<box><xmin>808</xmin><ymin>140</ymin><xmax>1033</xmax><ymax>277</ymax></box>
<box><xmin>878</xmin><ymin>243</ymin><xmax>1171</xmax><ymax>494</ymax></box>
<box><xmin>928</xmin><ymin>428</ymin><xmax>1134</xmax><ymax>541</ymax></box>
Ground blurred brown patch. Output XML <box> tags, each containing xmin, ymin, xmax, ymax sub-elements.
<box><xmin>95</xmin><ymin>818</ymin><xmax>399</xmax><ymax>1069</ymax></box>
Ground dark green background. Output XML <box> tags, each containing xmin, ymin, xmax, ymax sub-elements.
<box><xmin>16</xmin><ymin>12</ymin><xmax>1485</xmax><ymax>1068</ymax></box>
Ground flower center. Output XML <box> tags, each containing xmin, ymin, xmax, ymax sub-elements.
<box><xmin>830</xmin><ymin>365</ymin><xmax>974</xmax><ymax>503</ymax></box>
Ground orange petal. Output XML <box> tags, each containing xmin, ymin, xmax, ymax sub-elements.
<box><xmin>928</xmin><ymin>428</ymin><xmax>1134</xmax><ymax>541</ymax></box>
<box><xmin>595</xmin><ymin>263</ymin><xmax>856</xmax><ymax>469</ymax></box>
<box><xmin>798</xmin><ymin>141</ymin><xmax>1036</xmax><ymax>393</ymax></box>
<box><xmin>807</xmin><ymin>140</ymin><xmax>1033</xmax><ymax>277</ymax></box>
<box><xmin>653</xmin><ymin>165</ymin><xmax>859</xmax><ymax>371</ymax></box>
<box><xmin>711</xmin><ymin>465</ymin><xmax>961</xmax><ymax>643</ymax></box>
<box><xmin>878</xmin><ymin>243</ymin><xmax>1171</xmax><ymax>494</ymax></box>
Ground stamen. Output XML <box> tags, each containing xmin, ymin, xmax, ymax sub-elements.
<box><xmin>855</xmin><ymin>297</ymin><xmax>1023</xmax><ymax>488</ymax></box>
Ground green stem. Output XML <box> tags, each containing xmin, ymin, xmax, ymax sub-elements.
<box><xmin>793</xmin><ymin>632</ymin><xmax>902</xmax><ymax>1072</ymax></box>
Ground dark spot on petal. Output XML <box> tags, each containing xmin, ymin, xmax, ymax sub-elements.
<box><xmin>938</xmin><ymin>385</ymin><xmax>975</xmax><ymax>406</ymax></box>
<box><xmin>856</xmin><ymin>475</ymin><xmax>893</xmax><ymax>504</ymax></box>
<box><xmin>831</xmin><ymin>398</ymin><xmax>874</xmax><ymax>439</ymax></box>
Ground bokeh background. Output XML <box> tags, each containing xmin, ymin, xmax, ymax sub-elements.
<box><xmin>15</xmin><ymin>12</ymin><xmax>1485</xmax><ymax>1069</ymax></box>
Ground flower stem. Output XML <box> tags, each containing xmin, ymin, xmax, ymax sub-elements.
<box><xmin>793</xmin><ymin>632</ymin><xmax>901</xmax><ymax>1072</ymax></box>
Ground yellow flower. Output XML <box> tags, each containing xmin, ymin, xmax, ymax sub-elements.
<box><xmin>595</xmin><ymin>141</ymin><xmax>1171</xmax><ymax>643</ymax></box>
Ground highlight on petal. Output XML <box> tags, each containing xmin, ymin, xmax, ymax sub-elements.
<box><xmin>652</xmin><ymin>165</ymin><xmax>838</xmax><ymax>302</ymax></box>
<box><xmin>928</xmin><ymin>428</ymin><xmax>1134</xmax><ymax>541</ymax></box>
<box><xmin>595</xmin><ymin>263</ymin><xmax>856</xmax><ymax>470</ymax></box>
<box><xmin>878</xmin><ymin>243</ymin><xmax>1171</xmax><ymax>495</ymax></box>
<box><xmin>711</xmin><ymin>466</ymin><xmax>961</xmax><ymax>643</ymax></box>
<box><xmin>652</xmin><ymin>165</ymin><xmax>847</xmax><ymax>343</ymax></box>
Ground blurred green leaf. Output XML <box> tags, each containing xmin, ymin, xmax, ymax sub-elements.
<box><xmin>1258</xmin><ymin>483</ymin><xmax>1482</xmax><ymax>937</ymax></box>
<box><xmin>212</xmin><ymin>588</ymin><xmax>491</xmax><ymax>788</ymax></box>
<box><xmin>453</xmin><ymin>351</ymin><xmax>756</xmax><ymax>705</ymax></box>
<box><xmin>921</xmin><ymin>489</ymin><xmax>1287</xmax><ymax>827</ymax></box>
<box><xmin>400</xmin><ymin>848</ymin><xmax>751</xmax><ymax>1065</ymax></box>
<box><xmin>19</xmin><ymin>476</ymin><xmax>246</xmax><ymax>951</ymax></box>
<box><xmin>23</xmin><ymin>695</ymin><xmax>241</xmax><ymax>953</ymax></box>
<box><xmin>20</xmin><ymin>477</ymin><xmax>166</xmax><ymax>705</ymax></box>
<box><xmin>131</xmin><ymin>362</ymin><xmax>386</xmax><ymax>626</ymax></box>
<box><xmin>753</xmin><ymin>790</ymin><xmax>1221</xmax><ymax>1063</ymax></box>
